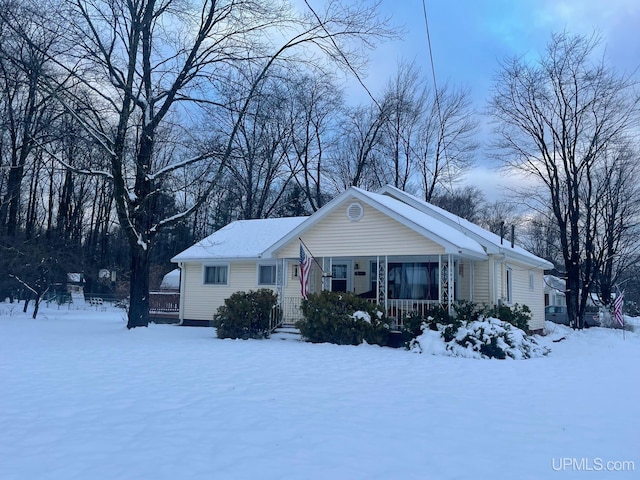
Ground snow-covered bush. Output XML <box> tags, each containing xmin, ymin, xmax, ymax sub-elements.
<box><xmin>213</xmin><ymin>289</ymin><xmax>278</xmax><ymax>339</ymax></box>
<box><xmin>298</xmin><ymin>291</ymin><xmax>389</xmax><ymax>346</ymax></box>
<box><xmin>399</xmin><ymin>306</ymin><xmax>461</xmax><ymax>346</ymax></box>
<box><xmin>599</xmin><ymin>310</ymin><xmax>635</xmax><ymax>331</ymax></box>
<box><xmin>481</xmin><ymin>303</ymin><xmax>532</xmax><ymax>331</ymax></box>
<box><xmin>410</xmin><ymin>317</ymin><xmax>549</xmax><ymax>359</ymax></box>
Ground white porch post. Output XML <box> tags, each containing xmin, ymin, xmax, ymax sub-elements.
<box><xmin>439</xmin><ymin>254</ymin><xmax>454</xmax><ymax>314</ymax></box>
<box><xmin>469</xmin><ymin>261</ymin><xmax>475</xmax><ymax>303</ymax></box>
<box><xmin>438</xmin><ymin>255</ymin><xmax>443</xmax><ymax>305</ymax></box>
<box><xmin>376</xmin><ymin>256</ymin><xmax>380</xmax><ymax>305</ymax></box>
<box><xmin>322</xmin><ymin>257</ymin><xmax>333</xmax><ymax>291</ymax></box>
<box><xmin>376</xmin><ymin>255</ymin><xmax>387</xmax><ymax>312</ymax></box>
<box><xmin>276</xmin><ymin>258</ymin><xmax>285</xmax><ymax>306</ymax></box>
<box><xmin>447</xmin><ymin>253</ymin><xmax>454</xmax><ymax>315</ymax></box>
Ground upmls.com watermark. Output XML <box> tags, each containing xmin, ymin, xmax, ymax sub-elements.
<box><xmin>552</xmin><ymin>457</ymin><xmax>635</xmax><ymax>472</ymax></box>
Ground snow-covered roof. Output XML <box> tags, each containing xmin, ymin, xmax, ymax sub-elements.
<box><xmin>67</xmin><ymin>273</ymin><xmax>84</xmax><ymax>283</ymax></box>
<box><xmin>544</xmin><ymin>274</ymin><xmax>566</xmax><ymax>292</ymax></box>
<box><xmin>379</xmin><ymin>185</ymin><xmax>554</xmax><ymax>269</ymax></box>
<box><xmin>173</xmin><ymin>185</ymin><xmax>551</xmax><ymax>269</ymax></box>
<box><xmin>160</xmin><ymin>269</ymin><xmax>181</xmax><ymax>289</ymax></box>
<box><xmin>171</xmin><ymin>217</ymin><xmax>308</xmax><ymax>262</ymax></box>
<box><xmin>264</xmin><ymin>186</ymin><xmax>489</xmax><ymax>260</ymax></box>
<box><xmin>352</xmin><ymin>188</ymin><xmax>487</xmax><ymax>258</ymax></box>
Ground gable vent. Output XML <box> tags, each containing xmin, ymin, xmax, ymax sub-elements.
<box><xmin>346</xmin><ymin>202</ymin><xmax>364</xmax><ymax>222</ymax></box>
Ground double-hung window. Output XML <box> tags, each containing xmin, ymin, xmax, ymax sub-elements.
<box><xmin>204</xmin><ymin>265</ymin><xmax>228</xmax><ymax>285</ymax></box>
<box><xmin>258</xmin><ymin>264</ymin><xmax>277</xmax><ymax>286</ymax></box>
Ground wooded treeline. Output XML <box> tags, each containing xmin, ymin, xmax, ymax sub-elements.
<box><xmin>1</xmin><ymin>1</ymin><xmax>639</xmax><ymax>327</ymax></box>
<box><xmin>0</xmin><ymin>1</ymin><xmax>485</xmax><ymax>312</ymax></box>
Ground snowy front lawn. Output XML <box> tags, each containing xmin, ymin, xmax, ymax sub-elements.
<box><xmin>0</xmin><ymin>303</ymin><xmax>638</xmax><ymax>480</ymax></box>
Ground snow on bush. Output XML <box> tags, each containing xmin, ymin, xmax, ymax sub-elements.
<box><xmin>410</xmin><ymin>317</ymin><xmax>550</xmax><ymax>359</ymax></box>
<box><xmin>351</xmin><ymin>310</ymin><xmax>371</xmax><ymax>323</ymax></box>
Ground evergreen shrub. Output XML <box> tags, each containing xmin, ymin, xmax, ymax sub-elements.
<box><xmin>482</xmin><ymin>303</ymin><xmax>531</xmax><ymax>331</ymax></box>
<box><xmin>400</xmin><ymin>305</ymin><xmax>460</xmax><ymax>345</ymax></box>
<box><xmin>297</xmin><ymin>290</ymin><xmax>390</xmax><ymax>346</ymax></box>
<box><xmin>401</xmin><ymin>301</ymin><xmax>533</xmax><ymax>348</ymax></box>
<box><xmin>213</xmin><ymin>289</ymin><xmax>278</xmax><ymax>339</ymax></box>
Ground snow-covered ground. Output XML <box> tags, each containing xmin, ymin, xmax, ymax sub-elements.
<box><xmin>1</xmin><ymin>302</ymin><xmax>638</xmax><ymax>480</ymax></box>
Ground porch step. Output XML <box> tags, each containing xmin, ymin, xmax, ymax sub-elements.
<box><xmin>271</xmin><ymin>326</ymin><xmax>302</xmax><ymax>341</ymax></box>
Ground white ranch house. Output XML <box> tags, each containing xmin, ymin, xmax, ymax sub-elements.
<box><xmin>171</xmin><ymin>186</ymin><xmax>553</xmax><ymax>332</ymax></box>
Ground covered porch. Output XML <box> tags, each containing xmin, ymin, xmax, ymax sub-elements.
<box><xmin>275</xmin><ymin>253</ymin><xmax>476</xmax><ymax>329</ymax></box>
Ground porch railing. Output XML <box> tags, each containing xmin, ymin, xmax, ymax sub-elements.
<box><xmin>271</xmin><ymin>296</ymin><xmax>304</xmax><ymax>330</ymax></box>
<box><xmin>368</xmin><ymin>298</ymin><xmax>441</xmax><ymax>330</ymax></box>
<box><xmin>276</xmin><ymin>296</ymin><xmax>441</xmax><ymax>331</ymax></box>
<box><xmin>149</xmin><ymin>292</ymin><xmax>180</xmax><ymax>313</ymax></box>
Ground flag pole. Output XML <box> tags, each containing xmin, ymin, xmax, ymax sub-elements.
<box><xmin>298</xmin><ymin>237</ymin><xmax>329</xmax><ymax>276</ymax></box>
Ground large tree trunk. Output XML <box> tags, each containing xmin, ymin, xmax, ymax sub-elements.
<box><xmin>565</xmin><ymin>264</ymin><xmax>583</xmax><ymax>329</ymax></box>
<box><xmin>3</xmin><ymin>162</ymin><xmax>24</xmax><ymax>237</ymax></box>
<box><xmin>127</xmin><ymin>245</ymin><xmax>150</xmax><ymax>329</ymax></box>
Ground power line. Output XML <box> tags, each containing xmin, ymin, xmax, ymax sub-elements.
<box><xmin>421</xmin><ymin>0</ymin><xmax>460</xmax><ymax>217</ymax></box>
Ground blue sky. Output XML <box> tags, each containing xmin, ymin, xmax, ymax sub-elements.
<box><xmin>367</xmin><ymin>0</ymin><xmax>639</xmax><ymax>104</ymax></box>
<box><xmin>352</xmin><ymin>0</ymin><xmax>640</xmax><ymax>199</ymax></box>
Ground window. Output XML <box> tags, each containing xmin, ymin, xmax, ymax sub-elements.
<box><xmin>506</xmin><ymin>266</ymin><xmax>513</xmax><ymax>304</ymax></box>
<box><xmin>529</xmin><ymin>272</ymin><xmax>535</xmax><ymax>291</ymax></box>
<box><xmin>371</xmin><ymin>261</ymin><xmax>439</xmax><ymax>300</ymax></box>
<box><xmin>204</xmin><ymin>265</ymin><xmax>228</xmax><ymax>285</ymax></box>
<box><xmin>258</xmin><ymin>264</ymin><xmax>277</xmax><ymax>285</ymax></box>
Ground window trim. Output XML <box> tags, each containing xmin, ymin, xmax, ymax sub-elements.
<box><xmin>505</xmin><ymin>265</ymin><xmax>513</xmax><ymax>304</ymax></box>
<box><xmin>257</xmin><ymin>263</ymin><xmax>278</xmax><ymax>286</ymax></box>
<box><xmin>371</xmin><ymin>260</ymin><xmax>440</xmax><ymax>300</ymax></box>
<box><xmin>202</xmin><ymin>263</ymin><xmax>229</xmax><ymax>286</ymax></box>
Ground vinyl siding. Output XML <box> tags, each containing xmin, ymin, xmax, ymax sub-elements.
<box><xmin>353</xmin><ymin>258</ymin><xmax>370</xmax><ymax>294</ymax></box>
<box><xmin>182</xmin><ymin>261</ymin><xmax>275</xmax><ymax>321</ymax></box>
<box><xmin>473</xmin><ymin>260</ymin><xmax>491</xmax><ymax>305</ymax></box>
<box><xmin>275</xmin><ymin>197</ymin><xmax>446</xmax><ymax>258</ymax></box>
<box><xmin>457</xmin><ymin>260</ymin><xmax>471</xmax><ymax>300</ymax></box>
<box><xmin>499</xmin><ymin>261</ymin><xmax>545</xmax><ymax>331</ymax></box>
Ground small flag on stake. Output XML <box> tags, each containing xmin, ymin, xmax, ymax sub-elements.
<box><xmin>614</xmin><ymin>290</ymin><xmax>624</xmax><ymax>328</ymax></box>
<box><xmin>299</xmin><ymin>241</ymin><xmax>313</xmax><ymax>300</ymax></box>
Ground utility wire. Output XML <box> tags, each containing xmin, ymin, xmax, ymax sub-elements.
<box><xmin>421</xmin><ymin>0</ymin><xmax>461</xmax><ymax>221</ymax></box>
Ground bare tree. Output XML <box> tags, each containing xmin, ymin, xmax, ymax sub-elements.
<box><xmin>477</xmin><ymin>199</ymin><xmax>523</xmax><ymax>237</ymax></box>
<box><xmin>417</xmin><ymin>83</ymin><xmax>478</xmax><ymax>201</ymax></box>
<box><xmin>26</xmin><ymin>0</ymin><xmax>393</xmax><ymax>328</ymax></box>
<box><xmin>213</xmin><ymin>70</ymin><xmax>295</xmax><ymax>220</ymax></box>
<box><xmin>0</xmin><ymin>1</ymin><xmax>60</xmax><ymax>237</ymax></box>
<box><xmin>334</xmin><ymin>63</ymin><xmax>478</xmax><ymax>199</ymax></box>
<box><xmin>285</xmin><ymin>71</ymin><xmax>341</xmax><ymax>212</ymax></box>
<box><xmin>376</xmin><ymin>60</ymin><xmax>426</xmax><ymax>190</ymax></box>
<box><xmin>519</xmin><ymin>208</ymin><xmax>564</xmax><ymax>268</ymax></box>
<box><xmin>592</xmin><ymin>141</ymin><xmax>640</xmax><ymax>306</ymax></box>
<box><xmin>329</xmin><ymin>102</ymin><xmax>389</xmax><ymax>190</ymax></box>
<box><xmin>430</xmin><ymin>186</ymin><xmax>485</xmax><ymax>223</ymax></box>
<box><xmin>489</xmin><ymin>32</ymin><xmax>640</xmax><ymax>328</ymax></box>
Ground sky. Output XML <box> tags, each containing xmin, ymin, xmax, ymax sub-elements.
<box><xmin>348</xmin><ymin>0</ymin><xmax>640</xmax><ymax>200</ymax></box>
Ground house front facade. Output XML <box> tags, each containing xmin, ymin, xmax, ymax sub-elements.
<box><xmin>171</xmin><ymin>186</ymin><xmax>553</xmax><ymax>332</ymax></box>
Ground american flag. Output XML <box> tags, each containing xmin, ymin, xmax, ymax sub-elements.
<box><xmin>299</xmin><ymin>242</ymin><xmax>313</xmax><ymax>300</ymax></box>
<box><xmin>614</xmin><ymin>291</ymin><xmax>624</xmax><ymax>327</ymax></box>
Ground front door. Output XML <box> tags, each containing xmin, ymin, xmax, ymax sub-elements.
<box><xmin>331</xmin><ymin>262</ymin><xmax>349</xmax><ymax>292</ymax></box>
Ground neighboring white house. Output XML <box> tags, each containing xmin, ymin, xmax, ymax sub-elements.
<box><xmin>160</xmin><ymin>269</ymin><xmax>181</xmax><ymax>291</ymax></box>
<box><xmin>544</xmin><ymin>274</ymin><xmax>566</xmax><ymax>307</ymax></box>
<box><xmin>171</xmin><ymin>186</ymin><xmax>553</xmax><ymax>331</ymax></box>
